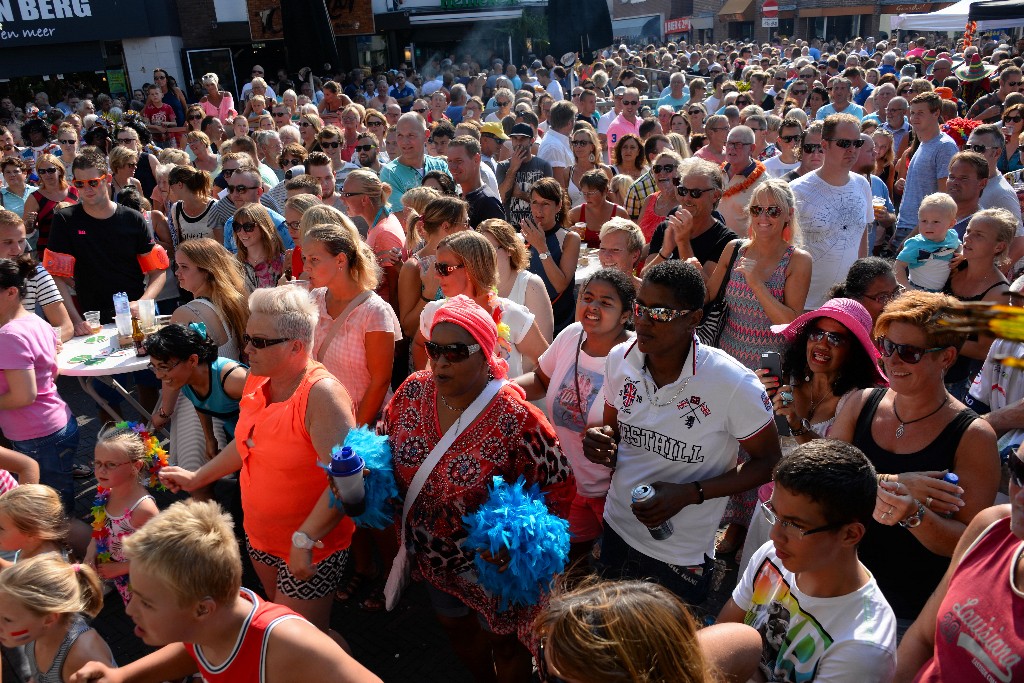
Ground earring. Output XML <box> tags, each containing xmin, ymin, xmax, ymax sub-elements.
<box><xmin>487</xmin><ymin>366</ymin><xmax>495</xmax><ymax>381</ymax></box>
<box><xmin>589</xmin><ymin>153</ymin><xmax>596</xmax><ymax>163</ymax></box>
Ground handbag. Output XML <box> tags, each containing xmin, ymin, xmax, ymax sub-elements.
<box><xmin>383</xmin><ymin>378</ymin><xmax>505</xmax><ymax>611</ymax></box>
<box><xmin>696</xmin><ymin>240</ymin><xmax>742</xmax><ymax>347</ymax></box>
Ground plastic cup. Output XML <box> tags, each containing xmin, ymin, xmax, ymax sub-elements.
<box><xmin>84</xmin><ymin>311</ymin><xmax>102</xmax><ymax>334</ymax></box>
<box><xmin>138</xmin><ymin>299</ymin><xmax>157</xmax><ymax>331</ymax></box>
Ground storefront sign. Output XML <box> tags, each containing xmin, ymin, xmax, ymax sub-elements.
<box><xmin>248</xmin><ymin>0</ymin><xmax>374</xmax><ymax>40</ymax></box>
<box><xmin>0</xmin><ymin>0</ymin><xmax>154</xmax><ymax>46</ymax></box>
<box><xmin>106</xmin><ymin>68</ymin><xmax>128</xmax><ymax>97</ymax></box>
<box><xmin>664</xmin><ymin>17</ymin><xmax>691</xmax><ymax>33</ymax></box>
<box><xmin>884</xmin><ymin>3</ymin><xmax>933</xmax><ymax>12</ymax></box>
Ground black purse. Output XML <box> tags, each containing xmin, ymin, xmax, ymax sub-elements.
<box><xmin>696</xmin><ymin>240</ymin><xmax>742</xmax><ymax>347</ymax></box>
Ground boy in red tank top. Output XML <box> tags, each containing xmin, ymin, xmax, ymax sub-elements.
<box><xmin>70</xmin><ymin>500</ymin><xmax>381</xmax><ymax>683</ymax></box>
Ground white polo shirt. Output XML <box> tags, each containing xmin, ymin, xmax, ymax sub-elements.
<box><xmin>602</xmin><ymin>336</ymin><xmax>773</xmax><ymax>567</ymax></box>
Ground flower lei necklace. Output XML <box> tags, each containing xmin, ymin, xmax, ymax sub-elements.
<box><xmin>721</xmin><ymin>160</ymin><xmax>767</xmax><ymax>199</ymax></box>
<box><xmin>91</xmin><ymin>421</ymin><xmax>167</xmax><ymax>570</ymax></box>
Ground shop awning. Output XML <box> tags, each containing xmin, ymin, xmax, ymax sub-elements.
<box><xmin>0</xmin><ymin>41</ymin><xmax>105</xmax><ymax>79</ymax></box>
<box><xmin>719</xmin><ymin>0</ymin><xmax>754</xmax><ymax>22</ymax></box>
<box><xmin>612</xmin><ymin>15</ymin><xmax>659</xmax><ymax>37</ymax></box>
<box><xmin>408</xmin><ymin>8</ymin><xmax>522</xmax><ymax>24</ymax></box>
<box><xmin>799</xmin><ymin>4</ymin><xmax>874</xmax><ymax>16</ymax></box>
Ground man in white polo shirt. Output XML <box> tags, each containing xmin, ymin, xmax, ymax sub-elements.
<box><xmin>585</xmin><ymin>260</ymin><xmax>781</xmax><ymax>605</ymax></box>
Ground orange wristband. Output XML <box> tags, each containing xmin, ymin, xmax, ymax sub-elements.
<box><xmin>137</xmin><ymin>245</ymin><xmax>170</xmax><ymax>273</ymax></box>
<box><xmin>42</xmin><ymin>249</ymin><xmax>75</xmax><ymax>278</ymax></box>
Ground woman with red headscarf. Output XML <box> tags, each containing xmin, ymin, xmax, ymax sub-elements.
<box><xmin>379</xmin><ymin>294</ymin><xmax>573</xmax><ymax>683</ymax></box>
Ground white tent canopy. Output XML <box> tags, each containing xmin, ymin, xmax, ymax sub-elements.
<box><xmin>892</xmin><ymin>0</ymin><xmax>1024</xmax><ymax>30</ymax></box>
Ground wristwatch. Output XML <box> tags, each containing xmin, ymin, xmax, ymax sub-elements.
<box><xmin>291</xmin><ymin>531</ymin><xmax>317</xmax><ymax>549</ymax></box>
<box><xmin>899</xmin><ymin>500</ymin><xmax>927</xmax><ymax>528</ymax></box>
<box><xmin>538</xmin><ymin>251</ymin><xmax>550</xmax><ymax>260</ymax></box>
<box><xmin>789</xmin><ymin>418</ymin><xmax>813</xmax><ymax>437</ymax></box>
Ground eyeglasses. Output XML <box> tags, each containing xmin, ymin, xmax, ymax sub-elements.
<box><xmin>280</xmin><ymin>158</ymin><xmax>301</xmax><ymax>167</ymax></box>
<box><xmin>537</xmin><ymin>639</ymin><xmax>570</xmax><ymax>683</ymax></box>
<box><xmin>58</xmin><ymin>138</ymin><xmax>77</xmax><ymax>144</ymax></box>
<box><xmin>570</xmin><ymin>140</ymin><xmax>590</xmax><ymax>147</ymax></box>
<box><xmin>862</xmin><ymin>285</ymin><xmax>904</xmax><ymax>306</ymax></box>
<box><xmin>801</xmin><ymin>143</ymin><xmax>823</xmax><ymax>154</ymax></box>
<box><xmin>367</xmin><ymin>120</ymin><xmax>385</xmax><ymax>128</ymax></box>
<box><xmin>413</xmin><ymin>108</ymin><xmax>428</xmax><ymax>114</ymax></box>
<box><xmin>808</xmin><ymin>329</ymin><xmax>849</xmax><ymax>347</ymax></box>
<box><xmin>229</xmin><ymin>185</ymin><xmax>259</xmax><ymax>194</ymax></box>
<box><xmin>726</xmin><ymin>141</ymin><xmax>752</xmax><ymax>149</ymax></box>
<box><xmin>791</xmin><ymin>89</ymin><xmax>808</xmax><ymax>95</ymax></box>
<box><xmin>243</xmin><ymin>334</ymin><xmax>291</xmax><ymax>349</ymax></box>
<box><xmin>677</xmin><ymin>186</ymin><xmax>715</xmax><ymax>198</ymax></box>
<box><xmin>652</xmin><ymin>163</ymin><xmax>677</xmax><ymax>174</ymax></box>
<box><xmin>497</xmin><ymin>101</ymin><xmax>510</xmax><ymax>107</ymax></box>
<box><xmin>285</xmin><ymin>220</ymin><xmax>301</xmax><ymax>231</ymax></box>
<box><xmin>117</xmin><ymin>137</ymin><xmax>137</xmax><ymax>144</ymax></box>
<box><xmin>354</xmin><ymin>144</ymin><xmax>376</xmax><ymax>152</ymax></box>
<box><xmin>321</xmin><ymin>141</ymin><xmax>341</xmax><ymax>148</ymax></box>
<box><xmin>687</xmin><ymin>109</ymin><xmax>704</xmax><ymax>116</ymax></box>
<box><xmin>1009</xmin><ymin>452</ymin><xmax>1024</xmax><ymax>488</ymax></box>
<box><xmin>37</xmin><ymin>167</ymin><xmax>58</xmax><ymax>175</ymax></box>
<box><xmin>761</xmin><ymin>501</ymin><xmax>843</xmax><ymax>538</ymax></box>
<box><xmin>968</xmin><ymin>143</ymin><xmax>994</xmax><ymax>153</ymax></box>
<box><xmin>300</xmin><ymin>122</ymin><xmax>314</xmax><ymax>128</ymax></box>
<box><xmin>1007</xmin><ymin>81</ymin><xmax>1023</xmax><ymax>87</ymax></box>
<box><xmin>424</xmin><ymin>341</ymin><xmax>481</xmax><ymax>363</ymax></box>
<box><xmin>148</xmin><ymin>359</ymin><xmax>181</xmax><ymax>375</ymax></box>
<box><xmin>622</xmin><ymin>100</ymin><xmax>639</xmax><ymax>106</ymax></box>
<box><xmin>825</xmin><ymin>138</ymin><xmax>866</xmax><ymax>149</ymax></box>
<box><xmin>749</xmin><ymin>205</ymin><xmax>783</xmax><ymax>218</ymax></box>
<box><xmin>93</xmin><ymin>459</ymin><xmax>135</xmax><ymax>472</ymax></box>
<box><xmin>876</xmin><ymin>337</ymin><xmax>947</xmax><ymax>364</ymax></box>
<box><xmin>71</xmin><ymin>175</ymin><xmax>109</xmax><ymax>188</ymax></box>
<box><xmin>340</xmin><ymin>191</ymin><xmax>369</xmax><ymax>198</ymax></box>
<box><xmin>780</xmin><ymin>134</ymin><xmax>801</xmax><ymax>143</ymax></box>
<box><xmin>434</xmin><ymin>262</ymin><xmax>466</xmax><ymax>277</ymax></box>
<box><xmin>633</xmin><ymin>301</ymin><xmax>692</xmax><ymax>323</ymax></box>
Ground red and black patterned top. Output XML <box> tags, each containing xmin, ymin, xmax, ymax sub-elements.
<box><xmin>381</xmin><ymin>371</ymin><xmax>574</xmax><ymax>647</ymax></box>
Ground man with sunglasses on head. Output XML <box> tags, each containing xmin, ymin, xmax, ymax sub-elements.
<box><xmin>968</xmin><ymin>66</ymin><xmax>1024</xmax><ymax>124</ymax></box>
<box><xmin>44</xmin><ymin>149</ymin><xmax>168</xmax><ymax>334</ymax></box>
<box><xmin>718</xmin><ymin>441</ymin><xmax>897</xmax><ymax>682</ymax></box>
<box><xmin>792</xmin><ymin>113</ymin><xmax>874</xmax><ymax>311</ymax></box>
<box><xmin>764</xmin><ymin>118</ymin><xmax>804</xmax><ymax>178</ymax></box>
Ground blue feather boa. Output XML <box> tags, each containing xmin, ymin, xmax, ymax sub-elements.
<box><xmin>327</xmin><ymin>426</ymin><xmax>398</xmax><ymax>529</ymax></box>
<box><xmin>463</xmin><ymin>475</ymin><xmax>570</xmax><ymax>611</ymax></box>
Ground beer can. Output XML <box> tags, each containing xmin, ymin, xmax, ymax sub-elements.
<box><xmin>631</xmin><ymin>484</ymin><xmax>674</xmax><ymax>540</ymax></box>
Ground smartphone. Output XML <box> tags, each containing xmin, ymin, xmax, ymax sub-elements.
<box><xmin>760</xmin><ymin>352</ymin><xmax>791</xmax><ymax>436</ymax></box>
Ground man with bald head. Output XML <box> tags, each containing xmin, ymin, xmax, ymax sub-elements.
<box><xmin>380</xmin><ymin>112</ymin><xmax>451</xmax><ymax>209</ymax></box>
<box><xmin>929</xmin><ymin>58</ymin><xmax>953</xmax><ymax>84</ymax></box>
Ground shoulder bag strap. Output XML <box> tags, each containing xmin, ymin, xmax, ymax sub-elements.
<box><xmin>711</xmin><ymin>239</ymin><xmax>743</xmax><ymax>304</ymax></box>
<box><xmin>315</xmin><ymin>290</ymin><xmax>373</xmax><ymax>363</ymax></box>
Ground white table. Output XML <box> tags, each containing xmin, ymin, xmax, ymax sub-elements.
<box><xmin>57</xmin><ymin>324</ymin><xmax>157</xmax><ymax>425</ymax></box>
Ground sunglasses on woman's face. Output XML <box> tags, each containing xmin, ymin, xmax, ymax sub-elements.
<box><xmin>233</xmin><ymin>221</ymin><xmax>258</xmax><ymax>233</ymax></box>
<box><xmin>434</xmin><ymin>262</ymin><xmax>465</xmax><ymax>277</ymax></box>
<box><xmin>188</xmin><ymin>114</ymin><xmax>203</xmax><ymax>121</ymax></box>
<box><xmin>424</xmin><ymin>341</ymin><xmax>481</xmax><ymax>363</ymax></box>
<box><xmin>876</xmin><ymin>337</ymin><xmax>946</xmax><ymax>364</ymax></box>
<box><xmin>36</xmin><ymin>167</ymin><xmax>58</xmax><ymax>175</ymax></box>
<box><xmin>570</xmin><ymin>140</ymin><xmax>590</xmax><ymax>147</ymax></box>
<box><xmin>808</xmin><ymin>328</ymin><xmax>849</xmax><ymax>347</ymax></box>
<box><xmin>1005</xmin><ymin>116</ymin><xmax>1024</xmax><ymax>124</ymax></box>
<box><xmin>749</xmin><ymin>205</ymin><xmax>783</xmax><ymax>218</ymax></box>
<box><xmin>367</xmin><ymin>120</ymin><xmax>385</xmax><ymax>127</ymax></box>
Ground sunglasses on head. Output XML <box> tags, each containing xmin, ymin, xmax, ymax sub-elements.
<box><xmin>749</xmin><ymin>205</ymin><xmax>783</xmax><ymax>218</ymax></box>
<box><xmin>243</xmin><ymin>334</ymin><xmax>290</xmax><ymax>349</ymax></box>
<box><xmin>826</xmin><ymin>137</ymin><xmax>865</xmax><ymax>149</ymax></box>
<box><xmin>424</xmin><ymin>340</ymin><xmax>481</xmax><ymax>363</ymax></box>
<box><xmin>633</xmin><ymin>301</ymin><xmax>692</xmax><ymax>323</ymax></box>
<box><xmin>233</xmin><ymin>221</ymin><xmax>258</xmax><ymax>233</ymax></box>
<box><xmin>354</xmin><ymin>144</ymin><xmax>376</xmax><ymax>152</ymax></box>
<box><xmin>808</xmin><ymin>328</ymin><xmax>849</xmax><ymax>347</ymax></box>
<box><xmin>677</xmin><ymin>186</ymin><xmax>715</xmax><ymax>198</ymax></box>
<box><xmin>434</xmin><ymin>262</ymin><xmax>465</xmax><ymax>277</ymax></box>
<box><xmin>71</xmin><ymin>175</ymin><xmax>109</xmax><ymax>188</ymax></box>
<box><xmin>652</xmin><ymin>163</ymin><xmax>677</xmax><ymax>174</ymax></box>
<box><xmin>876</xmin><ymin>337</ymin><xmax>947</xmax><ymax>364</ymax></box>
<box><xmin>802</xmin><ymin>143</ymin><xmax>823</xmax><ymax>154</ymax></box>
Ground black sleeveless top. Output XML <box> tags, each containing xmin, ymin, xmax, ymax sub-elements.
<box><xmin>529</xmin><ymin>227</ymin><xmax>575</xmax><ymax>337</ymax></box>
<box><xmin>941</xmin><ymin>272</ymin><xmax>1008</xmax><ymax>383</ymax></box>
<box><xmin>852</xmin><ymin>387</ymin><xmax>977</xmax><ymax>619</ymax></box>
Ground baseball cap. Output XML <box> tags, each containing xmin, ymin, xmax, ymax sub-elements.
<box><xmin>532</xmin><ymin>59</ymin><xmax>542</xmax><ymax>69</ymax></box>
<box><xmin>480</xmin><ymin>122</ymin><xmax>509</xmax><ymax>140</ymax></box>
<box><xmin>613</xmin><ymin>86</ymin><xmax>627</xmax><ymax>97</ymax></box>
<box><xmin>509</xmin><ymin>123</ymin><xmax>535</xmax><ymax>138</ymax></box>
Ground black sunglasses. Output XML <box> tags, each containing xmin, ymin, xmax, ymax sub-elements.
<box><xmin>354</xmin><ymin>144</ymin><xmax>376</xmax><ymax>152</ymax></box>
<box><xmin>801</xmin><ymin>143</ymin><xmax>823</xmax><ymax>154</ymax></box>
<box><xmin>749</xmin><ymin>205</ymin><xmax>783</xmax><ymax>217</ymax></box>
<box><xmin>37</xmin><ymin>167</ymin><xmax>58</xmax><ymax>175</ymax></box>
<box><xmin>652</xmin><ymin>163</ymin><xmax>677</xmax><ymax>174</ymax></box>
<box><xmin>780</xmin><ymin>134</ymin><xmax>801</xmax><ymax>143</ymax></box>
<box><xmin>434</xmin><ymin>262</ymin><xmax>466</xmax><ymax>277</ymax></box>
<box><xmin>243</xmin><ymin>334</ymin><xmax>291</xmax><ymax>349</ymax></box>
<box><xmin>876</xmin><ymin>337</ymin><xmax>946</xmax><ymax>364</ymax></box>
<box><xmin>622</xmin><ymin>100</ymin><xmax>639</xmax><ymax>106</ymax></box>
<box><xmin>826</xmin><ymin>138</ymin><xmax>866</xmax><ymax>149</ymax></box>
<box><xmin>1005</xmin><ymin>116</ymin><xmax>1024</xmax><ymax>124</ymax></box>
<box><xmin>188</xmin><ymin>114</ymin><xmax>203</xmax><ymax>120</ymax></box>
<box><xmin>968</xmin><ymin>144</ymin><xmax>993</xmax><ymax>154</ymax></box>
<box><xmin>229</xmin><ymin>185</ymin><xmax>260</xmax><ymax>194</ymax></box>
<box><xmin>280</xmin><ymin>159</ymin><xmax>301</xmax><ymax>167</ymax></box>
<box><xmin>570</xmin><ymin>140</ymin><xmax>590</xmax><ymax>147</ymax></box>
<box><xmin>1009</xmin><ymin>451</ymin><xmax>1024</xmax><ymax>487</ymax></box>
<box><xmin>223</xmin><ymin>168</ymin><xmax>239</xmax><ymax>177</ymax></box>
<box><xmin>677</xmin><ymin>186</ymin><xmax>715</xmax><ymax>198</ymax></box>
<box><xmin>233</xmin><ymin>222</ymin><xmax>258</xmax><ymax>233</ymax></box>
<box><xmin>321</xmin><ymin>141</ymin><xmax>341</xmax><ymax>148</ymax></box>
<box><xmin>424</xmin><ymin>341</ymin><xmax>481</xmax><ymax>363</ymax></box>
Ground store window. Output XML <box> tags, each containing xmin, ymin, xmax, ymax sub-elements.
<box><xmin>728</xmin><ymin>21</ymin><xmax>753</xmax><ymax>41</ymax></box>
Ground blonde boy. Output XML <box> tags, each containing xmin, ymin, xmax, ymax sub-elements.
<box><xmin>896</xmin><ymin>193</ymin><xmax>961</xmax><ymax>291</ymax></box>
<box><xmin>70</xmin><ymin>500</ymin><xmax>381</xmax><ymax>683</ymax></box>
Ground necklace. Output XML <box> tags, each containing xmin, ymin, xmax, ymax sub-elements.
<box><xmin>640</xmin><ymin>359</ymin><xmax>693</xmax><ymax>407</ymax></box>
<box><xmin>893</xmin><ymin>394</ymin><xmax>949</xmax><ymax>438</ymax></box>
<box><xmin>439</xmin><ymin>394</ymin><xmax>466</xmax><ymax>413</ymax></box>
<box><xmin>721</xmin><ymin>160</ymin><xmax>767</xmax><ymax>199</ymax></box>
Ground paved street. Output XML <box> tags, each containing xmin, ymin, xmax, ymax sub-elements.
<box><xmin>3</xmin><ymin>374</ymin><xmax>740</xmax><ymax>683</ymax></box>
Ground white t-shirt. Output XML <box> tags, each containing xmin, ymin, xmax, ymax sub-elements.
<box><xmin>602</xmin><ymin>337</ymin><xmax>774</xmax><ymax>566</ymax></box>
<box><xmin>733</xmin><ymin>542</ymin><xmax>897</xmax><ymax>683</ymax></box>
<box><xmin>420</xmin><ymin>297</ymin><xmax>534</xmax><ymax>377</ymax></box>
<box><xmin>763</xmin><ymin>155</ymin><xmax>801</xmax><ymax>178</ymax></box>
<box><xmin>536</xmin><ymin>128</ymin><xmax>574</xmax><ymax>170</ymax></box>
<box><xmin>981</xmin><ymin>173</ymin><xmax>1024</xmax><ymax>236</ymax></box>
<box><xmin>597</xmin><ymin>109</ymin><xmax>617</xmax><ymax>135</ymax></box>
<box><xmin>539</xmin><ymin>323</ymin><xmax>633</xmax><ymax>497</ymax></box>
<box><xmin>966</xmin><ymin>338</ymin><xmax>1024</xmax><ymax>453</ymax></box>
<box><xmin>791</xmin><ymin>171</ymin><xmax>873</xmax><ymax>310</ymax></box>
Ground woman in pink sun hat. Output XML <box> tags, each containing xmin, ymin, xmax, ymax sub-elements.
<box><xmin>738</xmin><ymin>298</ymin><xmax>888</xmax><ymax>566</ymax></box>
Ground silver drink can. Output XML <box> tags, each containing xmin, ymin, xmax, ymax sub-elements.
<box><xmin>631</xmin><ymin>484</ymin><xmax>674</xmax><ymax>540</ymax></box>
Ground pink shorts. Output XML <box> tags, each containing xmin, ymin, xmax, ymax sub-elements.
<box><xmin>568</xmin><ymin>493</ymin><xmax>607</xmax><ymax>543</ymax></box>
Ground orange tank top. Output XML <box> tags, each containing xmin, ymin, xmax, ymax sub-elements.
<box><xmin>236</xmin><ymin>361</ymin><xmax>355</xmax><ymax>561</ymax></box>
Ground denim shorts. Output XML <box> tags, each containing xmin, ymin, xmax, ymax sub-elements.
<box><xmin>11</xmin><ymin>417</ymin><xmax>79</xmax><ymax>513</ymax></box>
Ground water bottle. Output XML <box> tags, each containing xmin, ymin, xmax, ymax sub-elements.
<box><xmin>113</xmin><ymin>292</ymin><xmax>130</xmax><ymax>316</ymax></box>
<box><xmin>329</xmin><ymin>446</ymin><xmax>366</xmax><ymax>517</ymax></box>
<box><xmin>943</xmin><ymin>472</ymin><xmax>961</xmax><ymax>519</ymax></box>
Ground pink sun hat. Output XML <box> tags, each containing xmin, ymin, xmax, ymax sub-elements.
<box><xmin>770</xmin><ymin>298</ymin><xmax>886</xmax><ymax>384</ymax></box>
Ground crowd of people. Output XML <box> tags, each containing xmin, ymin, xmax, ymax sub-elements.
<box><xmin>1</xmin><ymin>29</ymin><xmax>1024</xmax><ymax>683</ymax></box>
